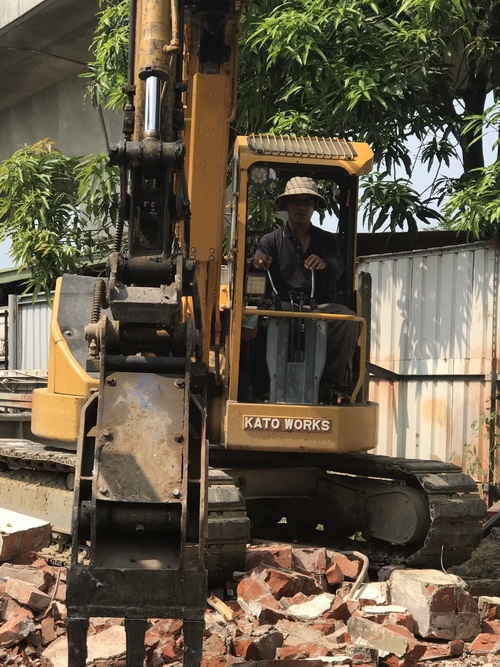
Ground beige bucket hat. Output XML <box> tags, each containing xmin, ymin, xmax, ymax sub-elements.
<box><xmin>275</xmin><ymin>176</ymin><xmax>327</xmax><ymax>211</ymax></box>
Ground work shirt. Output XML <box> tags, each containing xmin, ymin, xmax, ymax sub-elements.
<box><xmin>256</xmin><ymin>222</ymin><xmax>344</xmax><ymax>304</ymax></box>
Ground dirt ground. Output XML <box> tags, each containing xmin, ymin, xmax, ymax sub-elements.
<box><xmin>450</xmin><ymin>529</ymin><xmax>500</xmax><ymax>580</ymax></box>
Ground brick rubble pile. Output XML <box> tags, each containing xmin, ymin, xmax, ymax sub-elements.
<box><xmin>0</xmin><ymin>544</ymin><xmax>500</xmax><ymax>666</ymax></box>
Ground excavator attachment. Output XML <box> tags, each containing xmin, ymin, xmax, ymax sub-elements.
<box><xmin>66</xmin><ymin>324</ymin><xmax>208</xmax><ymax>667</ymax></box>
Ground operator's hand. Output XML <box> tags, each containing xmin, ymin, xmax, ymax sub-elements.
<box><xmin>304</xmin><ymin>254</ymin><xmax>327</xmax><ymax>271</ymax></box>
<box><xmin>253</xmin><ymin>249</ymin><xmax>273</xmax><ymax>270</ymax></box>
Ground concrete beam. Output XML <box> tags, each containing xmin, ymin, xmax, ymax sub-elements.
<box><xmin>0</xmin><ymin>0</ymin><xmax>100</xmax><ymax>110</ymax></box>
<box><xmin>0</xmin><ymin>74</ymin><xmax>122</xmax><ymax>160</ymax></box>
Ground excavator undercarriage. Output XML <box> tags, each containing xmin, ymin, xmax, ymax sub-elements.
<box><xmin>0</xmin><ymin>439</ymin><xmax>484</xmax><ymax>571</ymax></box>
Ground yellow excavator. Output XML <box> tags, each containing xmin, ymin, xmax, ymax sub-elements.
<box><xmin>0</xmin><ymin>0</ymin><xmax>485</xmax><ymax>664</ymax></box>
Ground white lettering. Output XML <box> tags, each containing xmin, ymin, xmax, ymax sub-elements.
<box><xmin>243</xmin><ymin>415</ymin><xmax>331</xmax><ymax>432</ymax></box>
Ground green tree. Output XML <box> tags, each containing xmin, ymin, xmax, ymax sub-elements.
<box><xmin>0</xmin><ymin>140</ymin><xmax>119</xmax><ymax>300</ymax></box>
<box><xmin>85</xmin><ymin>0</ymin><xmax>500</xmax><ymax>238</ymax></box>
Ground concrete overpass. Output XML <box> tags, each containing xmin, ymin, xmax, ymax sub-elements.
<box><xmin>0</xmin><ymin>0</ymin><xmax>121</xmax><ymax>159</ymax></box>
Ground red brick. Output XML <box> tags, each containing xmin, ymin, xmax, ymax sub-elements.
<box><xmin>281</xmin><ymin>592</ymin><xmax>311</xmax><ymax>607</ymax></box>
<box><xmin>203</xmin><ymin>632</ymin><xmax>227</xmax><ymax>656</ymax></box>
<box><xmin>160</xmin><ymin>641</ymin><xmax>178</xmax><ymax>660</ymax></box>
<box><xmin>0</xmin><ymin>607</ymin><xmax>35</xmax><ymax>647</ymax></box>
<box><xmin>389</xmin><ymin>569</ymin><xmax>480</xmax><ymax>640</ymax></box>
<box><xmin>469</xmin><ymin>632</ymin><xmax>500</xmax><ymax>654</ymax></box>
<box><xmin>248</xmin><ymin>628</ymin><xmax>284</xmax><ymax>660</ymax></box>
<box><xmin>5</xmin><ymin>578</ymin><xmax>51</xmax><ymax>611</ymax></box>
<box><xmin>234</xmin><ymin>637</ymin><xmax>256</xmax><ymax>660</ymax></box>
<box><xmin>326</xmin><ymin>563</ymin><xmax>344</xmax><ymax>586</ymax></box>
<box><xmin>311</xmin><ymin>618</ymin><xmax>338</xmax><ymax>635</ymax></box>
<box><xmin>420</xmin><ymin>639</ymin><xmax>463</xmax><ymax>661</ymax></box>
<box><xmin>348</xmin><ymin>617</ymin><xmax>425</xmax><ymax>662</ymax></box>
<box><xmin>428</xmin><ymin>586</ymin><xmax>455</xmax><ymax>613</ymax></box>
<box><xmin>329</xmin><ymin>626</ymin><xmax>350</xmax><ymax>644</ymax></box>
<box><xmin>291</xmin><ymin>547</ymin><xmax>327</xmax><ymax>574</ymax></box>
<box><xmin>202</xmin><ymin>656</ymin><xmax>232</xmax><ymax>667</ymax></box>
<box><xmin>483</xmin><ymin>619</ymin><xmax>500</xmax><ymax>634</ymax></box>
<box><xmin>0</xmin><ymin>564</ymin><xmax>52</xmax><ymax>591</ymax></box>
<box><xmin>456</xmin><ymin>591</ymin><xmax>477</xmax><ymax>614</ymax></box>
<box><xmin>276</xmin><ymin>643</ymin><xmax>331</xmax><ymax>659</ymax></box>
<box><xmin>0</xmin><ymin>595</ymin><xmax>21</xmax><ymax>623</ymax></box>
<box><xmin>327</xmin><ymin>552</ymin><xmax>362</xmax><ymax>580</ymax></box>
<box><xmin>237</xmin><ymin>573</ymin><xmax>270</xmax><ymax>602</ymax></box>
<box><xmin>478</xmin><ymin>596</ymin><xmax>500</xmax><ymax>621</ymax></box>
<box><xmin>260</xmin><ymin>567</ymin><xmax>301</xmax><ymax>598</ymax></box>
<box><xmin>40</xmin><ymin>616</ymin><xmax>57</xmax><ymax>645</ymax></box>
<box><xmin>245</xmin><ymin>545</ymin><xmax>292</xmax><ymax>571</ymax></box>
<box><xmin>323</xmin><ymin>597</ymin><xmax>351</xmax><ymax>622</ymax></box>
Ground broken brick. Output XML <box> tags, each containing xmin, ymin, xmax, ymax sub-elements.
<box><xmin>469</xmin><ymin>632</ymin><xmax>500</xmax><ymax>655</ymax></box>
<box><xmin>40</xmin><ymin>616</ymin><xmax>57</xmax><ymax>645</ymax></box>
<box><xmin>237</xmin><ymin>572</ymin><xmax>286</xmax><ymax>624</ymax></box>
<box><xmin>347</xmin><ymin>616</ymin><xmax>425</xmax><ymax>662</ymax></box>
<box><xmin>478</xmin><ymin>596</ymin><xmax>500</xmax><ymax>621</ymax></box>
<box><xmin>311</xmin><ymin>618</ymin><xmax>339</xmax><ymax>635</ymax></box>
<box><xmin>0</xmin><ymin>607</ymin><xmax>35</xmax><ymax>647</ymax></box>
<box><xmin>420</xmin><ymin>639</ymin><xmax>464</xmax><ymax>661</ymax></box>
<box><xmin>5</xmin><ymin>578</ymin><xmax>52</xmax><ymax>611</ymax></box>
<box><xmin>330</xmin><ymin>626</ymin><xmax>350</xmax><ymax>644</ymax></box>
<box><xmin>326</xmin><ymin>563</ymin><xmax>345</xmax><ymax>586</ymax></box>
<box><xmin>323</xmin><ymin>597</ymin><xmax>352</xmax><ymax>623</ymax></box>
<box><xmin>327</xmin><ymin>551</ymin><xmax>363</xmax><ymax>580</ymax></box>
<box><xmin>483</xmin><ymin>619</ymin><xmax>500</xmax><ymax>635</ymax></box>
<box><xmin>292</xmin><ymin>547</ymin><xmax>327</xmax><ymax>574</ymax></box>
<box><xmin>0</xmin><ymin>510</ymin><xmax>51</xmax><ymax>562</ymax></box>
<box><xmin>255</xmin><ymin>566</ymin><xmax>322</xmax><ymax>599</ymax></box>
<box><xmin>388</xmin><ymin>568</ymin><xmax>480</xmax><ymax>640</ymax></box>
<box><xmin>276</xmin><ymin>643</ymin><xmax>332</xmax><ymax>659</ymax></box>
<box><xmin>245</xmin><ymin>544</ymin><xmax>293</xmax><ymax>571</ymax></box>
<box><xmin>0</xmin><ymin>564</ymin><xmax>51</xmax><ymax>591</ymax></box>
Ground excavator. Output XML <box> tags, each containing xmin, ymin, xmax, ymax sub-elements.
<box><xmin>0</xmin><ymin>0</ymin><xmax>486</xmax><ymax>664</ymax></box>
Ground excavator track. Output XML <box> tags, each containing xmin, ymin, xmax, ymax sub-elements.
<box><xmin>0</xmin><ymin>442</ymin><xmax>484</xmax><ymax>571</ymax></box>
<box><xmin>0</xmin><ymin>440</ymin><xmax>249</xmax><ymax>579</ymax></box>
<box><xmin>323</xmin><ymin>453</ymin><xmax>485</xmax><ymax>567</ymax></box>
<box><xmin>210</xmin><ymin>449</ymin><xmax>485</xmax><ymax>569</ymax></box>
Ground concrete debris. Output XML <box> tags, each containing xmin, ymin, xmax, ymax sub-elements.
<box><xmin>389</xmin><ymin>568</ymin><xmax>480</xmax><ymax>640</ymax></box>
<box><xmin>0</xmin><ymin>542</ymin><xmax>499</xmax><ymax>666</ymax></box>
<box><xmin>0</xmin><ymin>510</ymin><xmax>51</xmax><ymax>562</ymax></box>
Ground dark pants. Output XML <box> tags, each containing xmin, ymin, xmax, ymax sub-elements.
<box><xmin>317</xmin><ymin>303</ymin><xmax>360</xmax><ymax>391</ymax></box>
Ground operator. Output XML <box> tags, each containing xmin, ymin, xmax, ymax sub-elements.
<box><xmin>252</xmin><ymin>176</ymin><xmax>359</xmax><ymax>396</ymax></box>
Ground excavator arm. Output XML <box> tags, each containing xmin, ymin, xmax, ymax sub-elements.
<box><xmin>66</xmin><ymin>2</ymin><xmax>243</xmax><ymax>665</ymax></box>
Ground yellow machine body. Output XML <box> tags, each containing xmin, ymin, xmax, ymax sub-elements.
<box><xmin>31</xmin><ymin>277</ymin><xmax>98</xmax><ymax>444</ymax></box>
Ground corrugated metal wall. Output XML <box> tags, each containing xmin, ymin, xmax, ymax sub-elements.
<box><xmin>358</xmin><ymin>241</ymin><xmax>499</xmax><ymax>485</ymax></box>
<box><xmin>8</xmin><ymin>294</ymin><xmax>51</xmax><ymax>371</ymax></box>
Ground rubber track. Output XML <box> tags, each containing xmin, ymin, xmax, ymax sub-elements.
<box><xmin>323</xmin><ymin>453</ymin><xmax>485</xmax><ymax>567</ymax></box>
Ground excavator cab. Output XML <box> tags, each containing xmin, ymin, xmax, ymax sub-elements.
<box><xmin>220</xmin><ymin>135</ymin><xmax>379</xmax><ymax>453</ymax></box>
